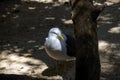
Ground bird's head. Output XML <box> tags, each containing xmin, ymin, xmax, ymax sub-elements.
<box><xmin>48</xmin><ymin>27</ymin><xmax>64</xmax><ymax>41</ymax></box>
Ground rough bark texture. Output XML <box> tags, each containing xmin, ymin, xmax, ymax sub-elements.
<box><xmin>70</xmin><ymin>0</ymin><xmax>104</xmax><ymax>80</ymax></box>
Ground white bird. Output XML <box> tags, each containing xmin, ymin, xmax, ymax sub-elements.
<box><xmin>43</xmin><ymin>27</ymin><xmax>76</xmax><ymax>61</ymax></box>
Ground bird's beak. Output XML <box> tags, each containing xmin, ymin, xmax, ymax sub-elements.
<box><xmin>58</xmin><ymin>35</ymin><xmax>64</xmax><ymax>41</ymax></box>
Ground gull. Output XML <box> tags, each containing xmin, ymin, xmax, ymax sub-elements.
<box><xmin>40</xmin><ymin>27</ymin><xmax>76</xmax><ymax>61</ymax></box>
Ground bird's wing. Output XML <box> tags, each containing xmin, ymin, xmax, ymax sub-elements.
<box><xmin>62</xmin><ymin>34</ymin><xmax>76</xmax><ymax>57</ymax></box>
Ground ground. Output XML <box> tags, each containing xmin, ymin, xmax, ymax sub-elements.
<box><xmin>0</xmin><ymin>0</ymin><xmax>120</xmax><ymax>80</ymax></box>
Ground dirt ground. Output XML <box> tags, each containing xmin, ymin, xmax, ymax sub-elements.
<box><xmin>0</xmin><ymin>0</ymin><xmax>120</xmax><ymax>80</ymax></box>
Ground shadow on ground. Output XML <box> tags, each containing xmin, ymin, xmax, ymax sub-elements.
<box><xmin>0</xmin><ymin>0</ymin><xmax>75</xmax><ymax>80</ymax></box>
<box><xmin>98</xmin><ymin>3</ymin><xmax>120</xmax><ymax>80</ymax></box>
<box><xmin>0</xmin><ymin>74</ymin><xmax>44</xmax><ymax>80</ymax></box>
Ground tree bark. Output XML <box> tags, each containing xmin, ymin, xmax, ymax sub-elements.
<box><xmin>70</xmin><ymin>0</ymin><xmax>104</xmax><ymax>80</ymax></box>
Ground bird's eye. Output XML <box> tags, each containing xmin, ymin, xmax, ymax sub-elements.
<box><xmin>50</xmin><ymin>31</ymin><xmax>57</xmax><ymax>35</ymax></box>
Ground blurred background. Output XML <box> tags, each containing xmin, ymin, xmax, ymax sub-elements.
<box><xmin>0</xmin><ymin>0</ymin><xmax>120</xmax><ymax>80</ymax></box>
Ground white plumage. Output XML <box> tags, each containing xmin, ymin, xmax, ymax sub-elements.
<box><xmin>44</xmin><ymin>27</ymin><xmax>76</xmax><ymax>61</ymax></box>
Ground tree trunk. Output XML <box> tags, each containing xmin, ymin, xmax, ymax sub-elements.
<box><xmin>70</xmin><ymin>0</ymin><xmax>104</xmax><ymax>80</ymax></box>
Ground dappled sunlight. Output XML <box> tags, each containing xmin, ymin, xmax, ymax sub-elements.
<box><xmin>98</xmin><ymin>3</ymin><xmax>120</xmax><ymax>45</ymax></box>
<box><xmin>99</xmin><ymin>40</ymin><xmax>120</xmax><ymax>54</ymax></box>
<box><xmin>27</xmin><ymin>40</ymin><xmax>36</xmax><ymax>43</ymax></box>
<box><xmin>28</xmin><ymin>6</ymin><xmax>36</xmax><ymax>10</ymax></box>
<box><xmin>12</xmin><ymin>15</ymin><xmax>19</xmax><ymax>19</ymax></box>
<box><xmin>22</xmin><ymin>0</ymin><xmax>69</xmax><ymax>4</ymax></box>
<box><xmin>61</xmin><ymin>19</ymin><xmax>73</xmax><ymax>24</ymax></box>
<box><xmin>99</xmin><ymin>40</ymin><xmax>120</xmax><ymax>57</ymax></box>
<box><xmin>12</xmin><ymin>4</ymin><xmax>20</xmax><ymax>11</ymax></box>
<box><xmin>101</xmin><ymin>62</ymin><xmax>114</xmax><ymax>73</ymax></box>
<box><xmin>97</xmin><ymin>2</ymin><xmax>120</xmax><ymax>80</ymax></box>
<box><xmin>99</xmin><ymin>40</ymin><xmax>120</xmax><ymax>80</ymax></box>
<box><xmin>99</xmin><ymin>40</ymin><xmax>109</xmax><ymax>51</ymax></box>
<box><xmin>99</xmin><ymin>40</ymin><xmax>120</xmax><ymax>62</ymax></box>
<box><xmin>0</xmin><ymin>50</ymin><xmax>48</xmax><ymax>77</ymax></box>
<box><xmin>98</xmin><ymin>14</ymin><xmax>113</xmax><ymax>24</ymax></box>
<box><xmin>108</xmin><ymin>26</ymin><xmax>120</xmax><ymax>34</ymax></box>
<box><xmin>45</xmin><ymin>17</ymin><xmax>55</xmax><ymax>20</ymax></box>
<box><xmin>22</xmin><ymin>0</ymin><xmax>53</xmax><ymax>3</ymax></box>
